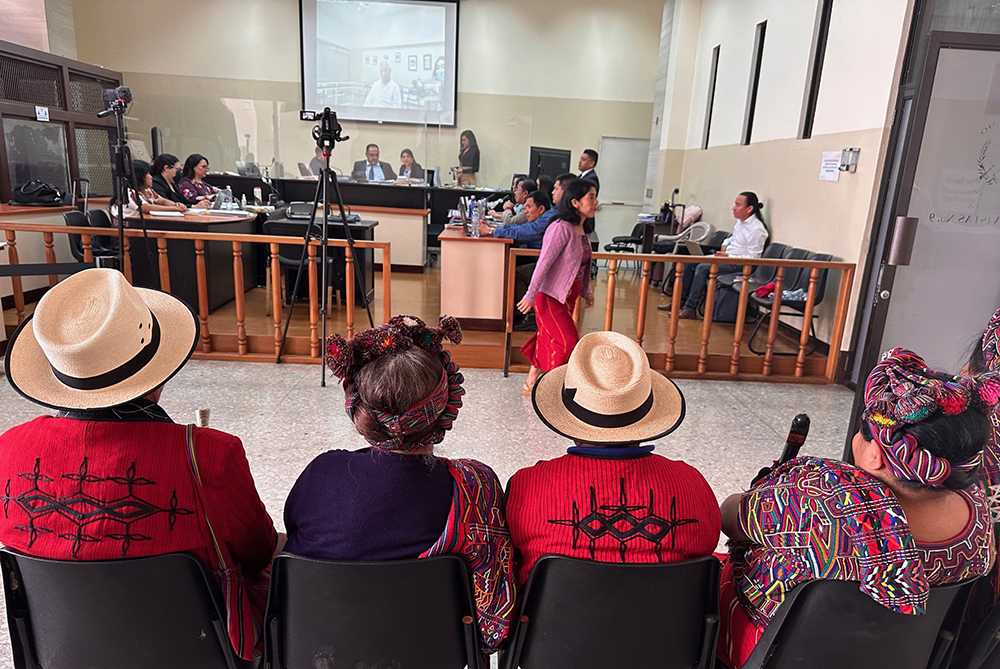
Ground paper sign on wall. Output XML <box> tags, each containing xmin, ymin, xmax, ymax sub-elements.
<box><xmin>820</xmin><ymin>151</ymin><xmax>840</xmax><ymax>181</ymax></box>
<box><xmin>35</xmin><ymin>106</ymin><xmax>49</xmax><ymax>122</ymax></box>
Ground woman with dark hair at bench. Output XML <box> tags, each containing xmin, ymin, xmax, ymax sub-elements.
<box><xmin>717</xmin><ymin>348</ymin><xmax>999</xmax><ymax>667</ymax></box>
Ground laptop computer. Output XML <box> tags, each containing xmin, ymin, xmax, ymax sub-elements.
<box><xmin>298</xmin><ymin>163</ymin><xmax>311</xmax><ymax>177</ymax></box>
<box><xmin>682</xmin><ymin>240</ymin><xmax>707</xmax><ymax>255</ymax></box>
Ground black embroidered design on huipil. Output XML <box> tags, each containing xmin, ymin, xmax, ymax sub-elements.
<box><xmin>548</xmin><ymin>478</ymin><xmax>698</xmax><ymax>562</ymax></box>
<box><xmin>1</xmin><ymin>457</ymin><xmax>194</xmax><ymax>558</ymax></box>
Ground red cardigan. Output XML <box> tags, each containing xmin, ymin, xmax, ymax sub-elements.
<box><xmin>506</xmin><ymin>448</ymin><xmax>721</xmax><ymax>587</ymax></box>
<box><xmin>0</xmin><ymin>414</ymin><xmax>276</xmax><ymax>575</ymax></box>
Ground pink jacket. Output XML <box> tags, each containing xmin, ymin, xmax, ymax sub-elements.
<box><xmin>523</xmin><ymin>217</ymin><xmax>592</xmax><ymax>304</ymax></box>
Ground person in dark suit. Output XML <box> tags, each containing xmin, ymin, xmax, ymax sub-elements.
<box><xmin>578</xmin><ymin>149</ymin><xmax>600</xmax><ymax>194</ymax></box>
<box><xmin>398</xmin><ymin>148</ymin><xmax>425</xmax><ymax>180</ymax></box>
<box><xmin>578</xmin><ymin>149</ymin><xmax>599</xmax><ymax>234</ymax></box>
<box><xmin>149</xmin><ymin>153</ymin><xmax>187</xmax><ymax>204</ymax></box>
<box><xmin>352</xmin><ymin>144</ymin><xmax>397</xmax><ymax>181</ymax></box>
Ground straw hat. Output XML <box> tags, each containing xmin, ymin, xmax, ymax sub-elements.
<box><xmin>4</xmin><ymin>268</ymin><xmax>198</xmax><ymax>411</ymax></box>
<box><xmin>532</xmin><ymin>331</ymin><xmax>685</xmax><ymax>444</ymax></box>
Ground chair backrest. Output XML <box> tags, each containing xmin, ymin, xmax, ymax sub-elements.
<box><xmin>0</xmin><ymin>547</ymin><xmax>239</xmax><ymax>669</ymax></box>
<box><xmin>62</xmin><ymin>210</ymin><xmax>89</xmax><ymax>262</ymax></box>
<box><xmin>749</xmin><ymin>243</ymin><xmax>790</xmax><ymax>283</ymax></box>
<box><xmin>742</xmin><ymin>579</ymin><xmax>969</xmax><ymax>669</ymax></box>
<box><xmin>776</xmin><ymin>247</ymin><xmax>811</xmax><ymax>292</ymax></box>
<box><xmin>687</xmin><ymin>221</ymin><xmax>713</xmax><ymax>244</ymax></box>
<box><xmin>629</xmin><ymin>222</ymin><xmax>645</xmax><ymax>238</ymax></box>
<box><xmin>952</xmin><ymin>592</ymin><xmax>1000</xmax><ymax>669</ymax></box>
<box><xmin>706</xmin><ymin>229</ymin><xmax>730</xmax><ymax>249</ymax></box>
<box><xmin>88</xmin><ymin>208</ymin><xmax>113</xmax><ymax>228</ymax></box>
<box><xmin>266</xmin><ymin>553</ymin><xmax>482</xmax><ymax>669</ymax></box>
<box><xmin>506</xmin><ymin>556</ymin><xmax>719</xmax><ymax>669</ymax></box>
<box><xmin>795</xmin><ymin>252</ymin><xmax>833</xmax><ymax>305</ymax></box>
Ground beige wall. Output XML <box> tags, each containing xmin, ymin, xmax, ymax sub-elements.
<box><xmin>71</xmin><ymin>0</ymin><xmax>662</xmax><ymax>186</ymax></box>
<box><xmin>654</xmin><ymin>0</ymin><xmax>910</xmax><ymax>349</ymax></box>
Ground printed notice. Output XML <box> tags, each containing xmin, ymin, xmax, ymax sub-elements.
<box><xmin>820</xmin><ymin>151</ymin><xmax>841</xmax><ymax>181</ymax></box>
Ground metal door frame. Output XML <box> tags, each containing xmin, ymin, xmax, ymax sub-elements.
<box><xmin>844</xmin><ymin>29</ymin><xmax>1000</xmax><ymax>457</ymax></box>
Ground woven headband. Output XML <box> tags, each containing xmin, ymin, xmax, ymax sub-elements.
<box><xmin>983</xmin><ymin>306</ymin><xmax>1000</xmax><ymax>372</ymax></box>
<box><xmin>864</xmin><ymin>347</ymin><xmax>1000</xmax><ymax>486</ymax></box>
<box><xmin>328</xmin><ymin>315</ymin><xmax>465</xmax><ymax>452</ymax></box>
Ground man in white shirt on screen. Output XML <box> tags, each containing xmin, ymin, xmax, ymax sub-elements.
<box><xmin>364</xmin><ymin>60</ymin><xmax>402</xmax><ymax>108</ymax></box>
<box><xmin>659</xmin><ymin>191</ymin><xmax>768</xmax><ymax>318</ymax></box>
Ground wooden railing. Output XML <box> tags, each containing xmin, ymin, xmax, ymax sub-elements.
<box><xmin>1</xmin><ymin>223</ymin><xmax>392</xmax><ymax>362</ymax></box>
<box><xmin>505</xmin><ymin>250</ymin><xmax>856</xmax><ymax>383</ymax></box>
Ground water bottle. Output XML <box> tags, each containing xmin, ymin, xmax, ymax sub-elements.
<box><xmin>225</xmin><ymin>186</ymin><xmax>234</xmax><ymax>209</ymax></box>
<box><xmin>240</xmin><ymin>193</ymin><xmax>247</xmax><ymax>209</ymax></box>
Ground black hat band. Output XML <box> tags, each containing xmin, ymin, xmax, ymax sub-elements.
<box><xmin>561</xmin><ymin>385</ymin><xmax>654</xmax><ymax>428</ymax></box>
<box><xmin>50</xmin><ymin>313</ymin><xmax>161</xmax><ymax>391</ymax></box>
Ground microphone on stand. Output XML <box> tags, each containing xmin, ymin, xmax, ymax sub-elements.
<box><xmin>752</xmin><ymin>413</ymin><xmax>810</xmax><ymax>486</ymax></box>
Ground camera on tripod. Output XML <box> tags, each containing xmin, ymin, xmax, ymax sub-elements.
<box><xmin>98</xmin><ymin>86</ymin><xmax>132</xmax><ymax>118</ymax></box>
<box><xmin>300</xmin><ymin>107</ymin><xmax>349</xmax><ymax>150</ymax></box>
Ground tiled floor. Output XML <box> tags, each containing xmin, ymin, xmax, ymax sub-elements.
<box><xmin>0</xmin><ymin>359</ymin><xmax>855</xmax><ymax>667</ymax></box>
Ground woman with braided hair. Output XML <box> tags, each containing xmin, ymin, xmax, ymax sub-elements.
<box><xmin>716</xmin><ymin>347</ymin><xmax>1000</xmax><ymax>668</ymax></box>
<box><xmin>282</xmin><ymin>316</ymin><xmax>515</xmax><ymax>652</ymax></box>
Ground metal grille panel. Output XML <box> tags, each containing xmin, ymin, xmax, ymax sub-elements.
<box><xmin>3</xmin><ymin>117</ymin><xmax>70</xmax><ymax>200</ymax></box>
<box><xmin>69</xmin><ymin>72</ymin><xmax>116</xmax><ymax>115</ymax></box>
<box><xmin>0</xmin><ymin>55</ymin><xmax>64</xmax><ymax>108</ymax></box>
<box><xmin>74</xmin><ymin>126</ymin><xmax>115</xmax><ymax>197</ymax></box>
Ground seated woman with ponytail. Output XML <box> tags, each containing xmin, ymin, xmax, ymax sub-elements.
<box><xmin>717</xmin><ymin>348</ymin><xmax>1000</xmax><ymax>668</ymax></box>
<box><xmin>282</xmin><ymin>316</ymin><xmax>515</xmax><ymax>652</ymax></box>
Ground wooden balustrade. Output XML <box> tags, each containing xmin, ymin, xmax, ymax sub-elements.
<box><xmin>0</xmin><ymin>222</ymin><xmax>392</xmax><ymax>363</ymax></box>
<box><xmin>504</xmin><ymin>248</ymin><xmax>856</xmax><ymax>383</ymax></box>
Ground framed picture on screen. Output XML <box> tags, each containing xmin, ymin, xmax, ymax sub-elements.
<box><xmin>408</xmin><ymin>55</ymin><xmax>417</xmax><ymax>71</ymax></box>
<box><xmin>424</xmin><ymin>54</ymin><xmax>431</xmax><ymax>70</ymax></box>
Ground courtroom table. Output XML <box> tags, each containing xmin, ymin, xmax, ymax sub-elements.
<box><xmin>207</xmin><ymin>175</ymin><xmax>509</xmax><ymax>256</ymax></box>
<box><xmin>438</xmin><ymin>227</ymin><xmax>512</xmax><ymax>331</ymax></box>
<box><xmin>127</xmin><ymin>211</ymin><xmax>257</xmax><ymax>313</ymax></box>
<box><xmin>262</xmin><ymin>216</ymin><xmax>377</xmax><ymax>306</ymax></box>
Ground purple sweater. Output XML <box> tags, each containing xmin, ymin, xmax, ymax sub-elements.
<box><xmin>523</xmin><ymin>218</ymin><xmax>592</xmax><ymax>304</ymax></box>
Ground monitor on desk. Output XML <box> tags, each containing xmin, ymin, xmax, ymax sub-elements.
<box><xmin>236</xmin><ymin>161</ymin><xmax>261</xmax><ymax>177</ymax></box>
<box><xmin>529</xmin><ymin>146</ymin><xmax>572</xmax><ymax>181</ymax></box>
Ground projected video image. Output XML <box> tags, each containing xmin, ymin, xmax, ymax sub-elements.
<box><xmin>301</xmin><ymin>0</ymin><xmax>458</xmax><ymax>126</ymax></box>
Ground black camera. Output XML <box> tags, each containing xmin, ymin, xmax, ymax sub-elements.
<box><xmin>303</xmin><ymin>108</ymin><xmax>348</xmax><ymax>151</ymax></box>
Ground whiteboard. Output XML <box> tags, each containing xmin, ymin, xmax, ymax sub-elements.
<box><xmin>598</xmin><ymin>136</ymin><xmax>650</xmax><ymax>205</ymax></box>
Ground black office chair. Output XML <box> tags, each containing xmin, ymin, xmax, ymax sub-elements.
<box><xmin>0</xmin><ymin>547</ymin><xmax>245</xmax><ymax>669</ymax></box>
<box><xmin>502</xmin><ymin>555</ymin><xmax>719</xmax><ymax>669</ymax></box>
<box><xmin>265</xmin><ymin>553</ymin><xmax>483</xmax><ymax>669</ymax></box>
<box><xmin>747</xmin><ymin>251</ymin><xmax>831</xmax><ymax>356</ymax></box>
<box><xmin>738</xmin><ymin>579</ymin><xmax>971</xmax><ymax>669</ymax></box>
<box><xmin>717</xmin><ymin>242</ymin><xmax>790</xmax><ymax>292</ymax></box>
<box><xmin>62</xmin><ymin>210</ymin><xmax>116</xmax><ymax>260</ymax></box>
<box><xmin>604</xmin><ymin>223</ymin><xmax>645</xmax><ymax>273</ymax></box>
<box><xmin>702</xmin><ymin>229</ymin><xmax>730</xmax><ymax>253</ymax></box>
<box><xmin>87</xmin><ymin>208</ymin><xmax>118</xmax><ymax>252</ymax></box>
<box><xmin>262</xmin><ymin>219</ymin><xmax>345</xmax><ymax>316</ymax></box>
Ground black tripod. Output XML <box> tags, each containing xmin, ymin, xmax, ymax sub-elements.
<box><xmin>98</xmin><ymin>86</ymin><xmax>146</xmax><ymax>273</ymax></box>
<box><xmin>276</xmin><ymin>108</ymin><xmax>374</xmax><ymax>387</ymax></box>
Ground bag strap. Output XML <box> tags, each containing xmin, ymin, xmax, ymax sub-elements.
<box><xmin>183</xmin><ymin>424</ymin><xmax>234</xmax><ymax>571</ymax></box>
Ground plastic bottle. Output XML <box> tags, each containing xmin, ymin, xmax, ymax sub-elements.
<box><xmin>225</xmin><ymin>186</ymin><xmax>234</xmax><ymax>209</ymax></box>
<box><xmin>240</xmin><ymin>193</ymin><xmax>247</xmax><ymax>209</ymax></box>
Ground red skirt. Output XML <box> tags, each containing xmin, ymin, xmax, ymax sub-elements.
<box><xmin>717</xmin><ymin>554</ymin><xmax>765</xmax><ymax>668</ymax></box>
<box><xmin>521</xmin><ymin>281</ymin><xmax>582</xmax><ymax>371</ymax></box>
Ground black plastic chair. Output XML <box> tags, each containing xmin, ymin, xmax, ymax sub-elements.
<box><xmin>262</xmin><ymin>219</ymin><xmax>345</xmax><ymax>314</ymax></box>
<box><xmin>0</xmin><ymin>547</ymin><xmax>245</xmax><ymax>669</ymax></box>
<box><xmin>62</xmin><ymin>210</ymin><xmax>116</xmax><ymax>260</ymax></box>
<box><xmin>265</xmin><ymin>553</ymin><xmax>483</xmax><ymax>669</ymax></box>
<box><xmin>87</xmin><ymin>208</ymin><xmax>118</xmax><ymax>251</ymax></box>
<box><xmin>717</xmin><ymin>243</ymin><xmax>790</xmax><ymax>292</ymax></box>
<box><xmin>604</xmin><ymin>222</ymin><xmax>644</xmax><ymax>272</ymax></box>
<box><xmin>747</xmin><ymin>251</ymin><xmax>831</xmax><ymax>356</ymax></box>
<box><xmin>951</xmin><ymin>596</ymin><xmax>1000</xmax><ymax>669</ymax></box>
<box><xmin>739</xmin><ymin>578</ymin><xmax>971</xmax><ymax>669</ymax></box>
<box><xmin>702</xmin><ymin>229</ymin><xmax>730</xmax><ymax>253</ymax></box>
<box><xmin>502</xmin><ymin>555</ymin><xmax>719</xmax><ymax>669</ymax></box>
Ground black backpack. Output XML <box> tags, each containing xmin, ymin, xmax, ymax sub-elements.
<box><xmin>12</xmin><ymin>180</ymin><xmax>65</xmax><ymax>206</ymax></box>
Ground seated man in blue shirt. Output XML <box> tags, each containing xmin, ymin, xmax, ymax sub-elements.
<box><xmin>480</xmin><ymin>189</ymin><xmax>556</xmax><ymax>330</ymax></box>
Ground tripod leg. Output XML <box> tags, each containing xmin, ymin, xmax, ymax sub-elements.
<box><xmin>328</xmin><ymin>173</ymin><xmax>375</xmax><ymax>329</ymax></box>
<box><xmin>275</xmin><ymin>173</ymin><xmax>325</xmax><ymax>363</ymax></box>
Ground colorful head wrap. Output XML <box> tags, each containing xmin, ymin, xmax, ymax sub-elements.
<box><xmin>327</xmin><ymin>315</ymin><xmax>464</xmax><ymax>452</ymax></box>
<box><xmin>863</xmin><ymin>348</ymin><xmax>1000</xmax><ymax>486</ymax></box>
<box><xmin>983</xmin><ymin>307</ymin><xmax>1000</xmax><ymax>372</ymax></box>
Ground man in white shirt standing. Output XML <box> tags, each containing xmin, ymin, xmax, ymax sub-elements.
<box><xmin>660</xmin><ymin>192</ymin><xmax>768</xmax><ymax>319</ymax></box>
<box><xmin>364</xmin><ymin>60</ymin><xmax>402</xmax><ymax>108</ymax></box>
